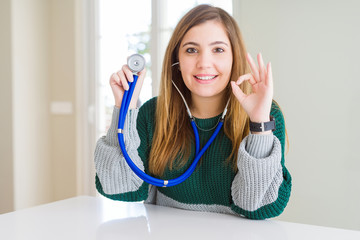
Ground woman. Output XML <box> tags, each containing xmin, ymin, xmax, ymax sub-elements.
<box><xmin>95</xmin><ymin>4</ymin><xmax>291</xmax><ymax>220</ymax></box>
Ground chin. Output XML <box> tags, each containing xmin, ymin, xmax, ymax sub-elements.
<box><xmin>192</xmin><ymin>88</ymin><xmax>224</xmax><ymax>99</ymax></box>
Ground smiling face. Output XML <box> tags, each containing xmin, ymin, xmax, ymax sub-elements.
<box><xmin>178</xmin><ymin>20</ymin><xmax>233</xmax><ymax>101</ymax></box>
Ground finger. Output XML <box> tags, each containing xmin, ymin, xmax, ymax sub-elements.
<box><xmin>133</xmin><ymin>68</ymin><xmax>146</xmax><ymax>94</ymax></box>
<box><xmin>266</xmin><ymin>62</ymin><xmax>273</xmax><ymax>87</ymax></box>
<box><xmin>138</xmin><ymin>67</ymin><xmax>146</xmax><ymax>76</ymax></box>
<box><xmin>128</xmin><ymin>68</ymin><xmax>147</xmax><ymax>109</ymax></box>
<box><xmin>257</xmin><ymin>53</ymin><xmax>267</xmax><ymax>82</ymax></box>
<box><xmin>137</xmin><ymin>68</ymin><xmax>147</xmax><ymax>83</ymax></box>
<box><xmin>236</xmin><ymin>73</ymin><xmax>256</xmax><ymax>86</ymax></box>
<box><xmin>122</xmin><ymin>65</ymin><xmax>134</xmax><ymax>83</ymax></box>
<box><xmin>110</xmin><ymin>72</ymin><xmax>120</xmax><ymax>84</ymax></box>
<box><xmin>118</xmin><ymin>70</ymin><xmax>129</xmax><ymax>90</ymax></box>
<box><xmin>246</xmin><ymin>53</ymin><xmax>260</xmax><ymax>82</ymax></box>
<box><xmin>231</xmin><ymin>81</ymin><xmax>247</xmax><ymax>103</ymax></box>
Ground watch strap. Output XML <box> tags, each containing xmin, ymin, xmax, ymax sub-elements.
<box><xmin>249</xmin><ymin>116</ymin><xmax>276</xmax><ymax>132</ymax></box>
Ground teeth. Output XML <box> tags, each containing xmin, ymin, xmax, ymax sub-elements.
<box><xmin>195</xmin><ymin>75</ymin><xmax>216</xmax><ymax>80</ymax></box>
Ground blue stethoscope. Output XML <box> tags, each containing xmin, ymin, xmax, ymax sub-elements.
<box><xmin>117</xmin><ymin>54</ymin><xmax>230</xmax><ymax>187</ymax></box>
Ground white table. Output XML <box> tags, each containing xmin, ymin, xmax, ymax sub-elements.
<box><xmin>0</xmin><ymin>196</ymin><xmax>359</xmax><ymax>240</ymax></box>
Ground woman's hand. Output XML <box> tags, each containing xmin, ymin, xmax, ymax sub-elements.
<box><xmin>231</xmin><ymin>52</ymin><xmax>273</xmax><ymax>124</ymax></box>
<box><xmin>110</xmin><ymin>64</ymin><xmax>146</xmax><ymax>109</ymax></box>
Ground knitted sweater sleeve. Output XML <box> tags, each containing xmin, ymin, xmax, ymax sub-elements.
<box><xmin>94</xmin><ymin>107</ymin><xmax>149</xmax><ymax>201</ymax></box>
<box><xmin>230</xmin><ymin>102</ymin><xmax>292</xmax><ymax>219</ymax></box>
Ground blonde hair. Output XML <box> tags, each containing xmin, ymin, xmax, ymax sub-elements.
<box><xmin>149</xmin><ymin>5</ymin><xmax>252</xmax><ymax>176</ymax></box>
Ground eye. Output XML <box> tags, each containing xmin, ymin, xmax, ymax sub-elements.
<box><xmin>186</xmin><ymin>48</ymin><xmax>198</xmax><ymax>53</ymax></box>
<box><xmin>213</xmin><ymin>48</ymin><xmax>225</xmax><ymax>53</ymax></box>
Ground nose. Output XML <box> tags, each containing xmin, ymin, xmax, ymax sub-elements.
<box><xmin>196</xmin><ymin>52</ymin><xmax>212</xmax><ymax>69</ymax></box>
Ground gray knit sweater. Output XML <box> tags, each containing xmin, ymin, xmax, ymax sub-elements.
<box><xmin>94</xmin><ymin>98</ymin><xmax>292</xmax><ymax>219</ymax></box>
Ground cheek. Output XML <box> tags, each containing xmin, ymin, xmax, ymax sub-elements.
<box><xmin>219</xmin><ymin>62</ymin><xmax>232</xmax><ymax>79</ymax></box>
<box><xmin>180</xmin><ymin>62</ymin><xmax>195</xmax><ymax>81</ymax></box>
<box><xmin>178</xmin><ymin>52</ymin><xmax>193</xmax><ymax>71</ymax></box>
<box><xmin>219</xmin><ymin>54</ymin><xmax>233</xmax><ymax>76</ymax></box>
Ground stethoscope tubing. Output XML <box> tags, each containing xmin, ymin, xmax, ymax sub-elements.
<box><xmin>117</xmin><ymin>74</ymin><xmax>223</xmax><ymax>187</ymax></box>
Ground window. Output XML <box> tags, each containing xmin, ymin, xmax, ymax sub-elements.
<box><xmin>97</xmin><ymin>0</ymin><xmax>152</xmax><ymax>137</ymax></box>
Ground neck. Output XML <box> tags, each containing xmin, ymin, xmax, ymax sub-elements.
<box><xmin>190</xmin><ymin>93</ymin><xmax>226</xmax><ymax>118</ymax></box>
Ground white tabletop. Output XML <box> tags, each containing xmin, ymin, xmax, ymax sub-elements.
<box><xmin>0</xmin><ymin>196</ymin><xmax>359</xmax><ymax>240</ymax></box>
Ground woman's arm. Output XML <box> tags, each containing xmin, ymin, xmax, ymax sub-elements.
<box><xmin>230</xmin><ymin>103</ymin><xmax>292</xmax><ymax>219</ymax></box>
<box><xmin>94</xmin><ymin>107</ymin><xmax>149</xmax><ymax>201</ymax></box>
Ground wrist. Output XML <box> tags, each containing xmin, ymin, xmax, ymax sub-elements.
<box><xmin>249</xmin><ymin>116</ymin><xmax>270</xmax><ymax>123</ymax></box>
<box><xmin>249</xmin><ymin>116</ymin><xmax>276</xmax><ymax>133</ymax></box>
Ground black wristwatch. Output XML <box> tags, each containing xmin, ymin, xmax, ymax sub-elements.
<box><xmin>249</xmin><ymin>116</ymin><xmax>276</xmax><ymax>132</ymax></box>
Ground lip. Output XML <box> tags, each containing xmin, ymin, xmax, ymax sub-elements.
<box><xmin>193</xmin><ymin>74</ymin><xmax>218</xmax><ymax>84</ymax></box>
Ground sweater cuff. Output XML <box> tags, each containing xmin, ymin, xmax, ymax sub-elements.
<box><xmin>245</xmin><ymin>133</ymin><xmax>274</xmax><ymax>159</ymax></box>
<box><xmin>232</xmin><ymin>136</ymin><xmax>283</xmax><ymax>211</ymax></box>
<box><xmin>105</xmin><ymin>106</ymin><xmax>139</xmax><ymax>146</ymax></box>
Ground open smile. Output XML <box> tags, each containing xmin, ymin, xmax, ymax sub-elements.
<box><xmin>193</xmin><ymin>74</ymin><xmax>218</xmax><ymax>84</ymax></box>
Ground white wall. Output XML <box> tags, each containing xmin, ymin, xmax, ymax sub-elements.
<box><xmin>0</xmin><ymin>0</ymin><xmax>78</xmax><ymax>213</ymax></box>
<box><xmin>11</xmin><ymin>0</ymin><xmax>52</xmax><ymax>210</ymax></box>
<box><xmin>234</xmin><ymin>0</ymin><xmax>360</xmax><ymax>231</ymax></box>
<box><xmin>49</xmin><ymin>0</ymin><xmax>78</xmax><ymax>201</ymax></box>
<box><xmin>0</xmin><ymin>0</ymin><xmax>15</xmax><ymax>213</ymax></box>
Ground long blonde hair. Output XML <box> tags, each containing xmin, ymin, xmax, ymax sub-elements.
<box><xmin>149</xmin><ymin>5</ymin><xmax>252</xmax><ymax>176</ymax></box>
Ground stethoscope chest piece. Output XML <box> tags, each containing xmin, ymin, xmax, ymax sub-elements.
<box><xmin>127</xmin><ymin>54</ymin><xmax>145</xmax><ymax>73</ymax></box>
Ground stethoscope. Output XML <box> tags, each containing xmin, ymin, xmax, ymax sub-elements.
<box><xmin>117</xmin><ymin>54</ymin><xmax>230</xmax><ymax>187</ymax></box>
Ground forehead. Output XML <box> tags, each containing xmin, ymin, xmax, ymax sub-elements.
<box><xmin>181</xmin><ymin>20</ymin><xmax>230</xmax><ymax>44</ymax></box>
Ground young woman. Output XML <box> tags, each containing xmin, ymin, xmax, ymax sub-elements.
<box><xmin>94</xmin><ymin>4</ymin><xmax>291</xmax><ymax>220</ymax></box>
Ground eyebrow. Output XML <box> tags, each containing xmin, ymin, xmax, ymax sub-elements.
<box><xmin>182</xmin><ymin>41</ymin><xmax>229</xmax><ymax>47</ymax></box>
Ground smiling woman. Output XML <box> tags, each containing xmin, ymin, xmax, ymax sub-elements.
<box><xmin>94</xmin><ymin>4</ymin><xmax>291</xmax><ymax>220</ymax></box>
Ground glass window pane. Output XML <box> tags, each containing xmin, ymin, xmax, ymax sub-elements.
<box><xmin>98</xmin><ymin>0</ymin><xmax>152</xmax><ymax>136</ymax></box>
